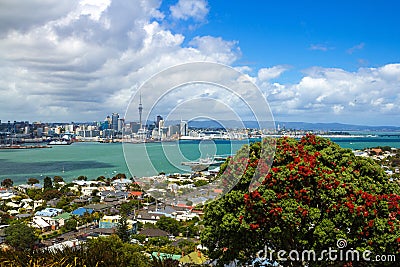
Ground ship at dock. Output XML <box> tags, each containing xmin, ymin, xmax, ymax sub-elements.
<box><xmin>181</xmin><ymin>156</ymin><xmax>225</xmax><ymax>171</ymax></box>
<box><xmin>47</xmin><ymin>134</ymin><xmax>73</xmax><ymax>145</ymax></box>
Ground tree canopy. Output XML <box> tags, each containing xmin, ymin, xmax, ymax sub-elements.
<box><xmin>1</xmin><ymin>178</ymin><xmax>13</xmax><ymax>187</ymax></box>
<box><xmin>116</xmin><ymin>215</ymin><xmax>131</xmax><ymax>243</ymax></box>
<box><xmin>43</xmin><ymin>176</ymin><xmax>53</xmax><ymax>190</ymax></box>
<box><xmin>27</xmin><ymin>177</ymin><xmax>39</xmax><ymax>185</ymax></box>
<box><xmin>5</xmin><ymin>221</ymin><xmax>39</xmax><ymax>250</ymax></box>
<box><xmin>201</xmin><ymin>135</ymin><xmax>400</xmax><ymax>266</ymax></box>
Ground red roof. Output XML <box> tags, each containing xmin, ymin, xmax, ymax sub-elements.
<box><xmin>176</xmin><ymin>203</ymin><xmax>193</xmax><ymax>209</ymax></box>
<box><xmin>130</xmin><ymin>191</ymin><xmax>143</xmax><ymax>197</ymax></box>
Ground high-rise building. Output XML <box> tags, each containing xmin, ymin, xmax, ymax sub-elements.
<box><xmin>111</xmin><ymin>113</ymin><xmax>119</xmax><ymax>131</ymax></box>
<box><xmin>118</xmin><ymin>118</ymin><xmax>124</xmax><ymax>132</ymax></box>
<box><xmin>156</xmin><ymin>115</ymin><xmax>163</xmax><ymax>128</ymax></box>
<box><xmin>138</xmin><ymin>92</ymin><xmax>143</xmax><ymax>130</ymax></box>
<box><xmin>180</xmin><ymin>120</ymin><xmax>188</xmax><ymax>136</ymax></box>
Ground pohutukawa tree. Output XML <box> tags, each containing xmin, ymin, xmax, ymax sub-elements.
<box><xmin>201</xmin><ymin>135</ymin><xmax>400</xmax><ymax>266</ymax></box>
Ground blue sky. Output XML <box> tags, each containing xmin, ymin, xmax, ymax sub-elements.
<box><xmin>0</xmin><ymin>0</ymin><xmax>400</xmax><ymax>126</ymax></box>
<box><xmin>178</xmin><ymin>0</ymin><xmax>400</xmax><ymax>75</ymax></box>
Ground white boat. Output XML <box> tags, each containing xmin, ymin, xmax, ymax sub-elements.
<box><xmin>48</xmin><ymin>140</ymin><xmax>71</xmax><ymax>145</ymax></box>
<box><xmin>182</xmin><ymin>157</ymin><xmax>217</xmax><ymax>166</ymax></box>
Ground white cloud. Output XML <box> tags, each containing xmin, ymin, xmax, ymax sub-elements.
<box><xmin>309</xmin><ymin>44</ymin><xmax>333</xmax><ymax>51</ymax></box>
<box><xmin>258</xmin><ymin>65</ymin><xmax>288</xmax><ymax>81</ymax></box>
<box><xmin>347</xmin><ymin>42</ymin><xmax>365</xmax><ymax>54</ymax></box>
<box><xmin>0</xmin><ymin>1</ymin><xmax>79</xmax><ymax>35</ymax></box>
<box><xmin>170</xmin><ymin>0</ymin><xmax>208</xmax><ymax>21</ymax></box>
<box><xmin>0</xmin><ymin>0</ymin><xmax>240</xmax><ymax>122</ymax></box>
<box><xmin>261</xmin><ymin>64</ymin><xmax>400</xmax><ymax>125</ymax></box>
<box><xmin>189</xmin><ymin>36</ymin><xmax>240</xmax><ymax>64</ymax></box>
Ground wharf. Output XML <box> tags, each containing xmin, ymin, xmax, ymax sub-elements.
<box><xmin>0</xmin><ymin>145</ymin><xmax>51</xmax><ymax>149</ymax></box>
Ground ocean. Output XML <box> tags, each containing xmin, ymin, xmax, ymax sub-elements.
<box><xmin>1</xmin><ymin>135</ymin><xmax>400</xmax><ymax>185</ymax></box>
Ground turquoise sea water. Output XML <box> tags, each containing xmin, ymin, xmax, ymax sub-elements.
<box><xmin>1</xmin><ymin>135</ymin><xmax>400</xmax><ymax>185</ymax></box>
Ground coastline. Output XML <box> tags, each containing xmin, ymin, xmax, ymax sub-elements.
<box><xmin>2</xmin><ymin>134</ymin><xmax>400</xmax><ymax>185</ymax></box>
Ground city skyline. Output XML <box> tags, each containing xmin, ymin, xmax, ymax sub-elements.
<box><xmin>1</xmin><ymin>1</ymin><xmax>400</xmax><ymax>125</ymax></box>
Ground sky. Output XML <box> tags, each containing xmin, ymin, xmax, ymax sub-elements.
<box><xmin>1</xmin><ymin>0</ymin><xmax>400</xmax><ymax>126</ymax></box>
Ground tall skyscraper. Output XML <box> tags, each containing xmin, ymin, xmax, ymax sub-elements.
<box><xmin>180</xmin><ymin>120</ymin><xmax>188</xmax><ymax>136</ymax></box>
<box><xmin>118</xmin><ymin>118</ymin><xmax>124</xmax><ymax>132</ymax></box>
<box><xmin>156</xmin><ymin>115</ymin><xmax>163</xmax><ymax>129</ymax></box>
<box><xmin>111</xmin><ymin>113</ymin><xmax>119</xmax><ymax>131</ymax></box>
<box><xmin>138</xmin><ymin>92</ymin><xmax>143</xmax><ymax>130</ymax></box>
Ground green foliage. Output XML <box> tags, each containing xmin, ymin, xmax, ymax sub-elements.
<box><xmin>55</xmin><ymin>196</ymin><xmax>71</xmax><ymax>209</ymax></box>
<box><xmin>53</xmin><ymin>175</ymin><xmax>64</xmax><ymax>183</ymax></box>
<box><xmin>202</xmin><ymin>135</ymin><xmax>400</xmax><ymax>266</ymax></box>
<box><xmin>27</xmin><ymin>177</ymin><xmax>39</xmax><ymax>185</ymax></box>
<box><xmin>4</xmin><ymin>221</ymin><xmax>39</xmax><ymax>250</ymax></box>
<box><xmin>113</xmin><ymin>173</ymin><xmax>127</xmax><ymax>180</ymax></box>
<box><xmin>0</xmin><ymin>235</ymin><xmax>150</xmax><ymax>267</ymax></box>
<box><xmin>156</xmin><ymin>216</ymin><xmax>182</xmax><ymax>236</ymax></box>
<box><xmin>77</xmin><ymin>175</ymin><xmax>87</xmax><ymax>181</ymax></box>
<box><xmin>1</xmin><ymin>178</ymin><xmax>13</xmax><ymax>187</ymax></box>
<box><xmin>0</xmin><ymin>213</ymin><xmax>12</xmax><ymax>224</ymax></box>
<box><xmin>26</xmin><ymin>188</ymin><xmax>43</xmax><ymax>201</ymax></box>
<box><xmin>194</xmin><ymin>180</ymin><xmax>209</xmax><ymax>187</ymax></box>
<box><xmin>63</xmin><ymin>218</ymin><xmax>77</xmax><ymax>231</ymax></box>
<box><xmin>147</xmin><ymin>236</ymin><xmax>171</xmax><ymax>247</ymax></box>
<box><xmin>120</xmin><ymin>199</ymin><xmax>142</xmax><ymax>215</ymax></box>
<box><xmin>43</xmin><ymin>176</ymin><xmax>53</xmax><ymax>190</ymax></box>
<box><xmin>42</xmin><ymin>189</ymin><xmax>62</xmax><ymax>201</ymax></box>
<box><xmin>116</xmin><ymin>215</ymin><xmax>131</xmax><ymax>242</ymax></box>
<box><xmin>97</xmin><ymin>175</ymin><xmax>106</xmax><ymax>181</ymax></box>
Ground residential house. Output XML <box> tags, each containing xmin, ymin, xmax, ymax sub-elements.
<box><xmin>98</xmin><ymin>190</ymin><xmax>129</xmax><ymax>201</ymax></box>
<box><xmin>129</xmin><ymin>191</ymin><xmax>143</xmax><ymax>199</ymax></box>
<box><xmin>71</xmin><ymin>207</ymin><xmax>94</xmax><ymax>217</ymax></box>
<box><xmin>52</xmin><ymin>212</ymin><xmax>72</xmax><ymax>228</ymax></box>
<box><xmin>112</xmin><ymin>178</ymin><xmax>132</xmax><ymax>191</ymax></box>
<box><xmin>136</xmin><ymin>210</ymin><xmax>164</xmax><ymax>224</ymax></box>
<box><xmin>83</xmin><ymin>203</ymin><xmax>112</xmax><ymax>213</ymax></box>
<box><xmin>35</xmin><ymin>208</ymin><xmax>62</xmax><ymax>217</ymax></box>
<box><xmin>0</xmin><ymin>188</ymin><xmax>16</xmax><ymax>200</ymax></box>
<box><xmin>32</xmin><ymin>208</ymin><xmax>64</xmax><ymax>231</ymax></box>
<box><xmin>139</xmin><ymin>228</ymin><xmax>170</xmax><ymax>238</ymax></box>
<box><xmin>31</xmin><ymin>216</ymin><xmax>51</xmax><ymax>232</ymax></box>
<box><xmin>81</xmin><ymin>186</ymin><xmax>98</xmax><ymax>197</ymax></box>
<box><xmin>99</xmin><ymin>215</ymin><xmax>137</xmax><ymax>234</ymax></box>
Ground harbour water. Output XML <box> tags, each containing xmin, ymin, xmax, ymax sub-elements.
<box><xmin>1</xmin><ymin>135</ymin><xmax>400</xmax><ymax>185</ymax></box>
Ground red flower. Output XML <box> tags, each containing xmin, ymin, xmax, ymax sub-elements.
<box><xmin>250</xmin><ymin>223</ymin><xmax>259</xmax><ymax>230</ymax></box>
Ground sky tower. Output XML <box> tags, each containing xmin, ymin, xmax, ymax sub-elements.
<box><xmin>138</xmin><ymin>92</ymin><xmax>143</xmax><ymax>129</ymax></box>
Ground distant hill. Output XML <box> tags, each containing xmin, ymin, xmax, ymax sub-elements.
<box><xmin>172</xmin><ymin>120</ymin><xmax>400</xmax><ymax>131</ymax></box>
<box><xmin>274</xmin><ymin>121</ymin><xmax>400</xmax><ymax>131</ymax></box>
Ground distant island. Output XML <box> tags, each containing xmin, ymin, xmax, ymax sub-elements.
<box><xmin>184</xmin><ymin>120</ymin><xmax>400</xmax><ymax>131</ymax></box>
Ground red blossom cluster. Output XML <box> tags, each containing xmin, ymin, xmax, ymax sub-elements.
<box><xmin>239</xmin><ymin>135</ymin><xmax>400</xmax><ymax>253</ymax></box>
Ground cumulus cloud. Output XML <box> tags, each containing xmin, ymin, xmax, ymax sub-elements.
<box><xmin>0</xmin><ymin>0</ymin><xmax>240</xmax><ymax>122</ymax></box>
<box><xmin>0</xmin><ymin>0</ymin><xmax>79</xmax><ymax>35</ymax></box>
<box><xmin>169</xmin><ymin>0</ymin><xmax>208</xmax><ymax>21</ymax></box>
<box><xmin>261</xmin><ymin>64</ymin><xmax>400</xmax><ymax>124</ymax></box>
<box><xmin>258</xmin><ymin>65</ymin><xmax>288</xmax><ymax>81</ymax></box>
